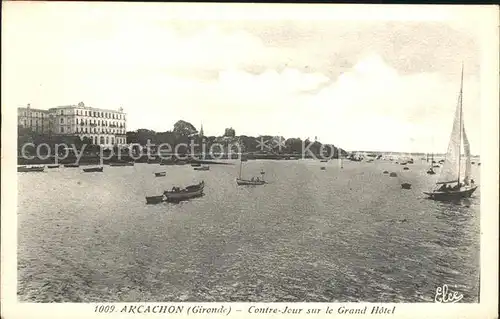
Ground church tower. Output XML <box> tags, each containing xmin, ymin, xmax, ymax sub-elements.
<box><xmin>199</xmin><ymin>123</ymin><xmax>204</xmax><ymax>137</ymax></box>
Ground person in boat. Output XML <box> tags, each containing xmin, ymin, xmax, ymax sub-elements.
<box><xmin>453</xmin><ymin>182</ymin><xmax>462</xmax><ymax>190</ymax></box>
<box><xmin>438</xmin><ymin>184</ymin><xmax>448</xmax><ymax>191</ymax></box>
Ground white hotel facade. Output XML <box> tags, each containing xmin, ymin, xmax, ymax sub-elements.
<box><xmin>18</xmin><ymin>102</ymin><xmax>127</xmax><ymax>146</ymax></box>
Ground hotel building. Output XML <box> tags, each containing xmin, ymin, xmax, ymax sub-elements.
<box><xmin>18</xmin><ymin>102</ymin><xmax>127</xmax><ymax>146</ymax></box>
<box><xmin>17</xmin><ymin>104</ymin><xmax>51</xmax><ymax>134</ymax></box>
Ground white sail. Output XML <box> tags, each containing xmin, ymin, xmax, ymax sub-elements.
<box><xmin>437</xmin><ymin>98</ymin><xmax>462</xmax><ymax>184</ymax></box>
<box><xmin>463</xmin><ymin>125</ymin><xmax>471</xmax><ymax>185</ymax></box>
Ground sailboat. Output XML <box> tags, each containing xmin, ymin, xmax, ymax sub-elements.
<box><xmin>424</xmin><ymin>65</ymin><xmax>478</xmax><ymax>200</ymax></box>
<box><xmin>236</xmin><ymin>158</ymin><xmax>266</xmax><ymax>186</ymax></box>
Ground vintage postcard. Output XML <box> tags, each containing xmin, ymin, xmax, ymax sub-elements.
<box><xmin>1</xmin><ymin>2</ymin><xmax>498</xmax><ymax>319</ymax></box>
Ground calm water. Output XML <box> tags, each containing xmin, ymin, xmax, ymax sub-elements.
<box><xmin>18</xmin><ymin>159</ymin><xmax>480</xmax><ymax>302</ymax></box>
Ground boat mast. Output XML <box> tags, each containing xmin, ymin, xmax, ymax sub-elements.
<box><xmin>239</xmin><ymin>157</ymin><xmax>243</xmax><ymax>179</ymax></box>
<box><xmin>457</xmin><ymin>63</ymin><xmax>464</xmax><ymax>185</ymax></box>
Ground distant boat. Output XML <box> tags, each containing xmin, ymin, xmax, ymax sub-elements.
<box><xmin>383</xmin><ymin>170</ymin><xmax>389</xmax><ymax>174</ymax></box>
<box><xmin>155</xmin><ymin>172</ymin><xmax>166</xmax><ymax>177</ymax></box>
<box><xmin>401</xmin><ymin>183</ymin><xmax>412</xmax><ymax>189</ymax></box>
<box><xmin>403</xmin><ymin>167</ymin><xmax>409</xmax><ymax>170</ymax></box>
<box><xmin>427</xmin><ymin>168</ymin><xmax>436</xmax><ymax>175</ymax></box>
<box><xmin>145</xmin><ymin>195</ymin><xmax>164</xmax><ymax>204</ymax></box>
<box><xmin>194</xmin><ymin>165</ymin><xmax>210</xmax><ymax>171</ymax></box>
<box><xmin>236</xmin><ymin>160</ymin><xmax>266</xmax><ymax>185</ymax></box>
<box><xmin>47</xmin><ymin>164</ymin><xmax>60</xmax><ymax>169</ymax></box>
<box><xmin>83</xmin><ymin>167</ymin><xmax>103</xmax><ymax>173</ymax></box>
<box><xmin>109</xmin><ymin>162</ymin><xmax>134</xmax><ymax>167</ymax></box>
<box><xmin>18</xmin><ymin>165</ymin><xmax>44</xmax><ymax>172</ymax></box>
<box><xmin>424</xmin><ymin>65</ymin><xmax>478</xmax><ymax>201</ymax></box>
<box><xmin>320</xmin><ymin>159</ymin><xmax>328</xmax><ymax>163</ymax></box>
<box><xmin>320</xmin><ymin>166</ymin><xmax>326</xmax><ymax>170</ymax></box>
<box><xmin>191</xmin><ymin>163</ymin><xmax>202</xmax><ymax>167</ymax></box>
<box><xmin>175</xmin><ymin>161</ymin><xmax>187</xmax><ymax>165</ymax></box>
<box><xmin>400</xmin><ymin>162</ymin><xmax>407</xmax><ymax>165</ymax></box>
<box><xmin>390</xmin><ymin>172</ymin><xmax>397</xmax><ymax>177</ymax></box>
<box><xmin>164</xmin><ymin>181</ymin><xmax>205</xmax><ymax>202</ymax></box>
<box><xmin>64</xmin><ymin>164</ymin><xmax>79</xmax><ymax>168</ymax></box>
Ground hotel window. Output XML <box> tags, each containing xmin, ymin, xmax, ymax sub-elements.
<box><xmin>60</xmin><ymin>118</ymin><xmax>64</xmax><ymax>124</ymax></box>
<box><xmin>60</xmin><ymin>127</ymin><xmax>64</xmax><ymax>133</ymax></box>
<box><xmin>60</xmin><ymin>110</ymin><xmax>63</xmax><ymax>115</ymax></box>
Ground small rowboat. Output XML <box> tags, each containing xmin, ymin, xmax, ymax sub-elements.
<box><xmin>164</xmin><ymin>181</ymin><xmax>204</xmax><ymax>202</ymax></box>
<box><xmin>18</xmin><ymin>166</ymin><xmax>45</xmax><ymax>172</ymax></box>
<box><xmin>193</xmin><ymin>165</ymin><xmax>209</xmax><ymax>171</ymax></box>
<box><xmin>383</xmin><ymin>171</ymin><xmax>389</xmax><ymax>174</ymax></box>
<box><xmin>155</xmin><ymin>172</ymin><xmax>166</xmax><ymax>177</ymax></box>
<box><xmin>47</xmin><ymin>164</ymin><xmax>60</xmax><ymax>169</ymax></box>
<box><xmin>401</xmin><ymin>183</ymin><xmax>412</xmax><ymax>189</ymax></box>
<box><xmin>389</xmin><ymin>172</ymin><xmax>397</xmax><ymax>177</ymax></box>
<box><xmin>320</xmin><ymin>167</ymin><xmax>326</xmax><ymax>170</ymax></box>
<box><xmin>403</xmin><ymin>167</ymin><xmax>409</xmax><ymax>170</ymax></box>
<box><xmin>83</xmin><ymin>167</ymin><xmax>103</xmax><ymax>173</ymax></box>
<box><xmin>109</xmin><ymin>162</ymin><xmax>134</xmax><ymax>167</ymax></box>
<box><xmin>64</xmin><ymin>164</ymin><xmax>79</xmax><ymax>168</ymax></box>
<box><xmin>146</xmin><ymin>195</ymin><xmax>164</xmax><ymax>204</ymax></box>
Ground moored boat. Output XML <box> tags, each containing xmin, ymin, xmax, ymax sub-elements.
<box><xmin>401</xmin><ymin>183</ymin><xmax>412</xmax><ymax>189</ymax></box>
<box><xmin>109</xmin><ymin>162</ymin><xmax>134</xmax><ymax>167</ymax></box>
<box><xmin>389</xmin><ymin>172</ymin><xmax>397</xmax><ymax>177</ymax></box>
<box><xmin>191</xmin><ymin>163</ymin><xmax>202</xmax><ymax>167</ymax></box>
<box><xmin>64</xmin><ymin>163</ymin><xmax>80</xmax><ymax>168</ymax></box>
<box><xmin>403</xmin><ymin>167</ymin><xmax>409</xmax><ymax>170</ymax></box>
<box><xmin>236</xmin><ymin>160</ymin><xmax>266</xmax><ymax>186</ymax></box>
<box><xmin>18</xmin><ymin>165</ymin><xmax>45</xmax><ymax>172</ymax></box>
<box><xmin>146</xmin><ymin>195</ymin><xmax>165</xmax><ymax>204</ymax></box>
<box><xmin>83</xmin><ymin>166</ymin><xmax>103</xmax><ymax>173</ymax></box>
<box><xmin>427</xmin><ymin>168</ymin><xmax>436</xmax><ymax>175</ymax></box>
<box><xmin>47</xmin><ymin>164</ymin><xmax>60</xmax><ymax>169</ymax></box>
<box><xmin>164</xmin><ymin>181</ymin><xmax>205</xmax><ymax>202</ymax></box>
<box><xmin>424</xmin><ymin>65</ymin><xmax>478</xmax><ymax>201</ymax></box>
<box><xmin>155</xmin><ymin>172</ymin><xmax>166</xmax><ymax>177</ymax></box>
<box><xmin>193</xmin><ymin>165</ymin><xmax>210</xmax><ymax>171</ymax></box>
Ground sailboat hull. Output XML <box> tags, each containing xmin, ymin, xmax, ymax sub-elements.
<box><xmin>424</xmin><ymin>186</ymin><xmax>478</xmax><ymax>201</ymax></box>
<box><xmin>236</xmin><ymin>178</ymin><xmax>266</xmax><ymax>186</ymax></box>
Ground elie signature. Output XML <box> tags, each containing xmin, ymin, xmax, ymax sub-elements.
<box><xmin>434</xmin><ymin>284</ymin><xmax>463</xmax><ymax>303</ymax></box>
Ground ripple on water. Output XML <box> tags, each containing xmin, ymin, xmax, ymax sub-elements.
<box><xmin>17</xmin><ymin>161</ymin><xmax>480</xmax><ymax>302</ymax></box>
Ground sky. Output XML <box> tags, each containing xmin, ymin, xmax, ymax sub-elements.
<box><xmin>2</xmin><ymin>3</ymin><xmax>490</xmax><ymax>153</ymax></box>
